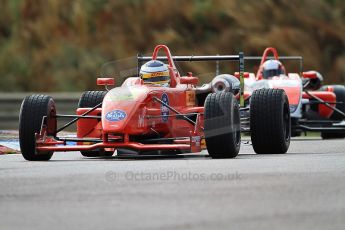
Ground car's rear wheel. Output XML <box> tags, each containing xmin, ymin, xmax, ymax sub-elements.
<box><xmin>204</xmin><ymin>92</ymin><xmax>240</xmax><ymax>159</ymax></box>
<box><xmin>19</xmin><ymin>95</ymin><xmax>56</xmax><ymax>161</ymax></box>
<box><xmin>78</xmin><ymin>91</ymin><xmax>107</xmax><ymax>108</ymax></box>
<box><xmin>250</xmin><ymin>88</ymin><xmax>291</xmax><ymax>154</ymax></box>
<box><xmin>78</xmin><ymin>91</ymin><xmax>114</xmax><ymax>157</ymax></box>
<box><xmin>320</xmin><ymin>85</ymin><xmax>345</xmax><ymax>139</ymax></box>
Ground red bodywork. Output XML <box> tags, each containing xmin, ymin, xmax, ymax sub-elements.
<box><xmin>302</xmin><ymin>91</ymin><xmax>336</xmax><ymax>118</ymax></box>
<box><xmin>36</xmin><ymin>45</ymin><xmax>205</xmax><ymax>154</ymax></box>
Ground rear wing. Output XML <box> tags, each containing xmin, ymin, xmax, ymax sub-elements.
<box><xmin>137</xmin><ymin>53</ymin><xmax>246</xmax><ymax>106</ymax></box>
<box><xmin>244</xmin><ymin>56</ymin><xmax>304</xmax><ymax>73</ymax></box>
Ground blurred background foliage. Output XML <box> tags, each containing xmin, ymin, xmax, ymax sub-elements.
<box><xmin>0</xmin><ymin>0</ymin><xmax>344</xmax><ymax>92</ymax></box>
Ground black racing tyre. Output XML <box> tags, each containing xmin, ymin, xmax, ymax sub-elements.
<box><xmin>78</xmin><ymin>91</ymin><xmax>107</xmax><ymax>108</ymax></box>
<box><xmin>204</xmin><ymin>92</ymin><xmax>240</xmax><ymax>159</ymax></box>
<box><xmin>19</xmin><ymin>95</ymin><xmax>56</xmax><ymax>161</ymax></box>
<box><xmin>321</xmin><ymin>85</ymin><xmax>345</xmax><ymax>120</ymax></box>
<box><xmin>78</xmin><ymin>91</ymin><xmax>113</xmax><ymax>157</ymax></box>
<box><xmin>250</xmin><ymin>89</ymin><xmax>291</xmax><ymax>154</ymax></box>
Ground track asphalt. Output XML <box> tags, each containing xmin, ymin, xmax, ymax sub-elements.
<box><xmin>0</xmin><ymin>138</ymin><xmax>344</xmax><ymax>230</ymax></box>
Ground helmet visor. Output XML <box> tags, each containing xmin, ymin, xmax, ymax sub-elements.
<box><xmin>143</xmin><ymin>75</ymin><xmax>170</xmax><ymax>83</ymax></box>
<box><xmin>263</xmin><ymin>69</ymin><xmax>282</xmax><ymax>78</ymax></box>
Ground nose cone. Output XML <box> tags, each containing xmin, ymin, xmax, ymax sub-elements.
<box><xmin>102</xmin><ymin>86</ymin><xmax>149</xmax><ymax>132</ymax></box>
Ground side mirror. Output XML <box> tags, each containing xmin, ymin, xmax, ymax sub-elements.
<box><xmin>97</xmin><ymin>78</ymin><xmax>115</xmax><ymax>91</ymax></box>
<box><xmin>302</xmin><ymin>72</ymin><xmax>317</xmax><ymax>79</ymax></box>
<box><xmin>180</xmin><ymin>77</ymin><xmax>199</xmax><ymax>85</ymax></box>
<box><xmin>97</xmin><ymin>78</ymin><xmax>115</xmax><ymax>86</ymax></box>
<box><xmin>97</xmin><ymin>78</ymin><xmax>115</xmax><ymax>85</ymax></box>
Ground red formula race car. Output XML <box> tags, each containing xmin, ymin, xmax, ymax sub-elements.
<box><xmin>19</xmin><ymin>45</ymin><xmax>291</xmax><ymax>161</ymax></box>
<box><xmin>239</xmin><ymin>47</ymin><xmax>345</xmax><ymax>139</ymax></box>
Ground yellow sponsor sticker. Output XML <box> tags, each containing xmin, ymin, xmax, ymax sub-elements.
<box><xmin>83</xmin><ymin>142</ymin><xmax>92</xmax><ymax>145</ymax></box>
<box><xmin>186</xmin><ymin>90</ymin><xmax>196</xmax><ymax>106</ymax></box>
<box><xmin>142</xmin><ymin>71</ymin><xmax>167</xmax><ymax>79</ymax></box>
<box><xmin>201</xmin><ymin>138</ymin><xmax>206</xmax><ymax>149</ymax></box>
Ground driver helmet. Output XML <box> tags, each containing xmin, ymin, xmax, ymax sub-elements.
<box><xmin>262</xmin><ymin>60</ymin><xmax>285</xmax><ymax>79</ymax></box>
<box><xmin>140</xmin><ymin>60</ymin><xmax>170</xmax><ymax>87</ymax></box>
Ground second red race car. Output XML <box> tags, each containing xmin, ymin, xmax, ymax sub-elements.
<box><xmin>239</xmin><ymin>47</ymin><xmax>345</xmax><ymax>139</ymax></box>
<box><xmin>19</xmin><ymin>45</ymin><xmax>291</xmax><ymax>161</ymax></box>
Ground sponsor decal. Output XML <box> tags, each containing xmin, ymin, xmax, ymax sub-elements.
<box><xmin>200</xmin><ymin>138</ymin><xmax>206</xmax><ymax>149</ymax></box>
<box><xmin>191</xmin><ymin>136</ymin><xmax>201</xmax><ymax>146</ymax></box>
<box><xmin>142</xmin><ymin>71</ymin><xmax>166</xmax><ymax>79</ymax></box>
<box><xmin>150</xmin><ymin>72</ymin><xmax>165</xmax><ymax>77</ymax></box>
<box><xmin>161</xmin><ymin>93</ymin><xmax>169</xmax><ymax>122</ymax></box>
<box><xmin>186</xmin><ymin>90</ymin><xmax>196</xmax><ymax>106</ymax></box>
<box><xmin>138</xmin><ymin>108</ymin><xmax>146</xmax><ymax>128</ymax></box>
<box><xmin>105</xmin><ymin>110</ymin><xmax>127</xmax><ymax>122</ymax></box>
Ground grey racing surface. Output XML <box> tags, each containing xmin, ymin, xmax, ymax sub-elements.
<box><xmin>1</xmin><ymin>139</ymin><xmax>345</xmax><ymax>230</ymax></box>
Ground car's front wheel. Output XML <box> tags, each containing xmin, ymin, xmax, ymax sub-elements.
<box><xmin>204</xmin><ymin>92</ymin><xmax>240</xmax><ymax>159</ymax></box>
<box><xmin>250</xmin><ymin>88</ymin><xmax>291</xmax><ymax>154</ymax></box>
<box><xmin>19</xmin><ymin>95</ymin><xmax>56</xmax><ymax>161</ymax></box>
